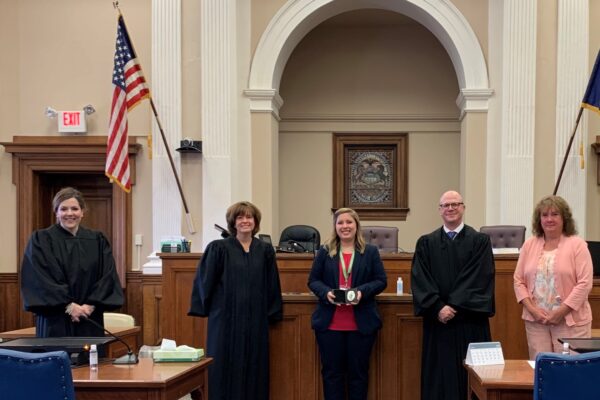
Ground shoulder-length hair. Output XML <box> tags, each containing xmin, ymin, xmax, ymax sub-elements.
<box><xmin>323</xmin><ymin>208</ymin><xmax>366</xmax><ymax>258</ymax></box>
<box><xmin>52</xmin><ymin>187</ymin><xmax>87</xmax><ymax>213</ymax></box>
<box><xmin>226</xmin><ymin>201</ymin><xmax>261</xmax><ymax>237</ymax></box>
<box><xmin>531</xmin><ymin>195</ymin><xmax>577</xmax><ymax>237</ymax></box>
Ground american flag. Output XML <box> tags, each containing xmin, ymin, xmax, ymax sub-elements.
<box><xmin>106</xmin><ymin>15</ymin><xmax>149</xmax><ymax>192</ymax></box>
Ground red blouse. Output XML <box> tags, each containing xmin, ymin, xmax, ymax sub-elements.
<box><xmin>328</xmin><ymin>252</ymin><xmax>358</xmax><ymax>331</ymax></box>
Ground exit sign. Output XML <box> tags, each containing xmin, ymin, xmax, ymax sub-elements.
<box><xmin>58</xmin><ymin>111</ymin><xmax>87</xmax><ymax>133</ymax></box>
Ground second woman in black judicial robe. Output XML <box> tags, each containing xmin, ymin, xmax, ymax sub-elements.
<box><xmin>21</xmin><ymin>224</ymin><xmax>124</xmax><ymax>337</ymax></box>
<box><xmin>411</xmin><ymin>226</ymin><xmax>495</xmax><ymax>400</ymax></box>
<box><xmin>188</xmin><ymin>236</ymin><xmax>283</xmax><ymax>400</ymax></box>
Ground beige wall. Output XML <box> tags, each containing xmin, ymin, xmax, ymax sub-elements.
<box><xmin>279</xmin><ymin>130</ymin><xmax>460</xmax><ymax>252</ymax></box>
<box><xmin>0</xmin><ymin>1</ymin><xmax>19</xmax><ymax>273</ymax></box>
<box><xmin>277</xmin><ymin>11</ymin><xmax>461</xmax><ymax>251</ymax></box>
<box><xmin>1</xmin><ymin>1</ymin><xmax>157</xmax><ymax>273</ymax></box>
<box><xmin>2</xmin><ymin>0</ymin><xmax>600</xmax><ymax>273</ymax></box>
<box><xmin>279</xmin><ymin>17</ymin><xmax>459</xmax><ymax>117</ymax></box>
<box><xmin>587</xmin><ymin>0</ymin><xmax>600</xmax><ymax>241</ymax></box>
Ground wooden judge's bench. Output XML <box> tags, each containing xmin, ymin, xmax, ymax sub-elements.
<box><xmin>158</xmin><ymin>253</ymin><xmax>600</xmax><ymax>400</ymax></box>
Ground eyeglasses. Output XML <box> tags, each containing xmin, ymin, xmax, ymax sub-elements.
<box><xmin>439</xmin><ymin>202</ymin><xmax>464</xmax><ymax>209</ymax></box>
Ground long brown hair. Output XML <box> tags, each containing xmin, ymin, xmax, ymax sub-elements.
<box><xmin>323</xmin><ymin>208</ymin><xmax>366</xmax><ymax>258</ymax></box>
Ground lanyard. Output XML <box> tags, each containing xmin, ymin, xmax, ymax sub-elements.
<box><xmin>340</xmin><ymin>249</ymin><xmax>355</xmax><ymax>283</ymax></box>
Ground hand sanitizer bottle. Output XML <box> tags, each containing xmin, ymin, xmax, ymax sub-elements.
<box><xmin>89</xmin><ymin>344</ymin><xmax>98</xmax><ymax>371</ymax></box>
<box><xmin>396</xmin><ymin>277</ymin><xmax>403</xmax><ymax>295</ymax></box>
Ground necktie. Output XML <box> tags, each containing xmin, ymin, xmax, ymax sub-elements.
<box><xmin>447</xmin><ymin>231</ymin><xmax>456</xmax><ymax>240</ymax></box>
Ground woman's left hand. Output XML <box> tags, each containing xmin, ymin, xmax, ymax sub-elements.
<box><xmin>350</xmin><ymin>290</ymin><xmax>362</xmax><ymax>305</ymax></box>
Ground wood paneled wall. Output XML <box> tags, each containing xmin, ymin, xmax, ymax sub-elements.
<box><xmin>0</xmin><ymin>273</ymin><xmax>19</xmax><ymax>332</ymax></box>
<box><xmin>157</xmin><ymin>253</ymin><xmax>533</xmax><ymax>400</ymax></box>
<box><xmin>4</xmin><ymin>251</ymin><xmax>600</xmax><ymax>398</ymax></box>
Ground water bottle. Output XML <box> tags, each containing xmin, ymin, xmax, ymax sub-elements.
<box><xmin>89</xmin><ymin>344</ymin><xmax>98</xmax><ymax>371</ymax></box>
<box><xmin>396</xmin><ymin>277</ymin><xmax>403</xmax><ymax>295</ymax></box>
<box><xmin>562</xmin><ymin>342</ymin><xmax>570</xmax><ymax>355</ymax></box>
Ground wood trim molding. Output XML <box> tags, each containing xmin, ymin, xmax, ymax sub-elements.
<box><xmin>1</xmin><ymin>135</ymin><xmax>140</xmax><ymax>327</ymax></box>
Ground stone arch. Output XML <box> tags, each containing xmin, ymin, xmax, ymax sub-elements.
<box><xmin>246</xmin><ymin>0</ymin><xmax>491</xmax><ymax>114</ymax></box>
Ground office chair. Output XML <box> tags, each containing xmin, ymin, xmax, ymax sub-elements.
<box><xmin>278</xmin><ymin>225</ymin><xmax>321</xmax><ymax>252</ymax></box>
<box><xmin>479</xmin><ymin>225</ymin><xmax>526</xmax><ymax>248</ymax></box>
<box><xmin>362</xmin><ymin>226</ymin><xmax>399</xmax><ymax>253</ymax></box>
<box><xmin>0</xmin><ymin>348</ymin><xmax>75</xmax><ymax>400</ymax></box>
<box><xmin>534</xmin><ymin>350</ymin><xmax>600</xmax><ymax>399</ymax></box>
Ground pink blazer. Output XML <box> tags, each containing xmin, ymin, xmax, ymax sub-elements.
<box><xmin>513</xmin><ymin>235</ymin><xmax>593</xmax><ymax>326</ymax></box>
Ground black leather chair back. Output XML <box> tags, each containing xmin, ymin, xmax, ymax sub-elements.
<box><xmin>278</xmin><ymin>225</ymin><xmax>321</xmax><ymax>252</ymax></box>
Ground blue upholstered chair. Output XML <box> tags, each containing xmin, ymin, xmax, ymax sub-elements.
<box><xmin>534</xmin><ymin>350</ymin><xmax>600</xmax><ymax>400</ymax></box>
<box><xmin>0</xmin><ymin>348</ymin><xmax>75</xmax><ymax>400</ymax></box>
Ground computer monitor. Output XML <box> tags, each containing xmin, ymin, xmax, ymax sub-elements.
<box><xmin>558</xmin><ymin>337</ymin><xmax>600</xmax><ymax>353</ymax></box>
<box><xmin>0</xmin><ymin>336</ymin><xmax>114</xmax><ymax>365</ymax></box>
<box><xmin>587</xmin><ymin>241</ymin><xmax>600</xmax><ymax>276</ymax></box>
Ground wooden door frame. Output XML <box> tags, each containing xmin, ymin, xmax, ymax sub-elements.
<box><xmin>1</xmin><ymin>135</ymin><xmax>140</xmax><ymax>327</ymax></box>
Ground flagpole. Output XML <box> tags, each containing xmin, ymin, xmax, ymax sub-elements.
<box><xmin>113</xmin><ymin>1</ymin><xmax>196</xmax><ymax>234</ymax></box>
<box><xmin>149</xmin><ymin>99</ymin><xmax>197</xmax><ymax>234</ymax></box>
<box><xmin>553</xmin><ymin>107</ymin><xmax>584</xmax><ymax>195</ymax></box>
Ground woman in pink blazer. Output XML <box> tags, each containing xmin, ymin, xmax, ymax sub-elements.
<box><xmin>514</xmin><ymin>195</ymin><xmax>593</xmax><ymax>359</ymax></box>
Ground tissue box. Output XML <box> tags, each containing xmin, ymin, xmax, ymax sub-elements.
<box><xmin>153</xmin><ymin>347</ymin><xmax>205</xmax><ymax>362</ymax></box>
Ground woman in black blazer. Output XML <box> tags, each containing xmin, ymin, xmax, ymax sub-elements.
<box><xmin>308</xmin><ymin>208</ymin><xmax>387</xmax><ymax>400</ymax></box>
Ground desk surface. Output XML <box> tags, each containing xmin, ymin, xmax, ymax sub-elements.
<box><xmin>72</xmin><ymin>357</ymin><xmax>212</xmax><ymax>400</ymax></box>
<box><xmin>467</xmin><ymin>360</ymin><xmax>534</xmax><ymax>390</ymax></box>
<box><xmin>72</xmin><ymin>357</ymin><xmax>211</xmax><ymax>387</ymax></box>
<box><xmin>0</xmin><ymin>326</ymin><xmax>140</xmax><ymax>339</ymax></box>
<box><xmin>467</xmin><ymin>360</ymin><xmax>534</xmax><ymax>400</ymax></box>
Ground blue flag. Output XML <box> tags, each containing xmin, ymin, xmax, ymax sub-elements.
<box><xmin>582</xmin><ymin>50</ymin><xmax>600</xmax><ymax>115</ymax></box>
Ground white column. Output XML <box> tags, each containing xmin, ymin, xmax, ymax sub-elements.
<box><xmin>555</xmin><ymin>0</ymin><xmax>588</xmax><ymax>233</ymax></box>
<box><xmin>201</xmin><ymin>0</ymin><xmax>237</xmax><ymax>248</ymax></box>
<box><xmin>499</xmin><ymin>0</ymin><xmax>537</xmax><ymax>226</ymax></box>
<box><xmin>144</xmin><ymin>0</ymin><xmax>182</xmax><ymax>274</ymax></box>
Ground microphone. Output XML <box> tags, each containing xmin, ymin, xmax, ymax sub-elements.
<box><xmin>84</xmin><ymin>317</ymin><xmax>139</xmax><ymax>365</ymax></box>
<box><xmin>291</xmin><ymin>241</ymin><xmax>307</xmax><ymax>253</ymax></box>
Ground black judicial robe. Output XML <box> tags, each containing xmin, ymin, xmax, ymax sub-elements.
<box><xmin>411</xmin><ymin>225</ymin><xmax>495</xmax><ymax>400</ymax></box>
<box><xmin>188</xmin><ymin>237</ymin><xmax>283</xmax><ymax>400</ymax></box>
<box><xmin>21</xmin><ymin>224</ymin><xmax>124</xmax><ymax>337</ymax></box>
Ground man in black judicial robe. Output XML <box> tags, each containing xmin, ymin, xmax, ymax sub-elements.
<box><xmin>188</xmin><ymin>236</ymin><xmax>283</xmax><ymax>400</ymax></box>
<box><xmin>411</xmin><ymin>191</ymin><xmax>495</xmax><ymax>400</ymax></box>
<box><xmin>21</xmin><ymin>224</ymin><xmax>124</xmax><ymax>337</ymax></box>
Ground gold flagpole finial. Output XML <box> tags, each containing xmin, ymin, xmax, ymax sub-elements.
<box><xmin>113</xmin><ymin>1</ymin><xmax>120</xmax><ymax>10</ymax></box>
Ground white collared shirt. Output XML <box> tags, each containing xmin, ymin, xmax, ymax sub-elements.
<box><xmin>444</xmin><ymin>223</ymin><xmax>464</xmax><ymax>236</ymax></box>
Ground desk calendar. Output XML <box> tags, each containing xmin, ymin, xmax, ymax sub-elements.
<box><xmin>465</xmin><ymin>342</ymin><xmax>505</xmax><ymax>366</ymax></box>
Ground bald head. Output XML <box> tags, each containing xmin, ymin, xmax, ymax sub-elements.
<box><xmin>438</xmin><ymin>190</ymin><xmax>465</xmax><ymax>230</ymax></box>
<box><xmin>439</xmin><ymin>190</ymin><xmax>462</xmax><ymax>205</ymax></box>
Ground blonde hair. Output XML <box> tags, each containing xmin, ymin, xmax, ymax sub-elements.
<box><xmin>323</xmin><ymin>208</ymin><xmax>366</xmax><ymax>258</ymax></box>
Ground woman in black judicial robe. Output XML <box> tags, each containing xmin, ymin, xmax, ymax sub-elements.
<box><xmin>188</xmin><ymin>201</ymin><xmax>283</xmax><ymax>400</ymax></box>
<box><xmin>20</xmin><ymin>187</ymin><xmax>124</xmax><ymax>337</ymax></box>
